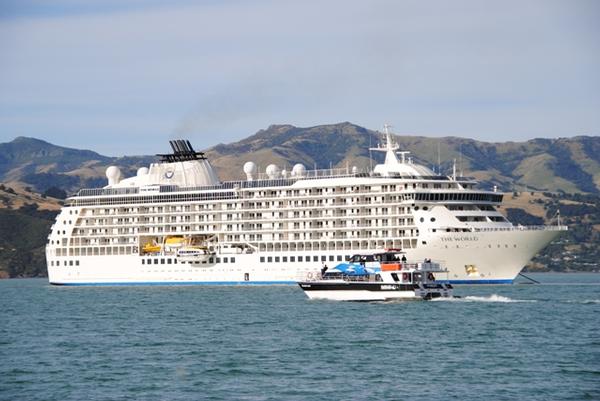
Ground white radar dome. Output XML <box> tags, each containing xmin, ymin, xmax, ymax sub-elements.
<box><xmin>137</xmin><ymin>167</ymin><xmax>149</xmax><ymax>176</ymax></box>
<box><xmin>243</xmin><ymin>161</ymin><xmax>257</xmax><ymax>181</ymax></box>
<box><xmin>105</xmin><ymin>166</ymin><xmax>122</xmax><ymax>186</ymax></box>
<box><xmin>291</xmin><ymin>163</ymin><xmax>306</xmax><ymax>177</ymax></box>
<box><xmin>266</xmin><ymin>164</ymin><xmax>280</xmax><ymax>179</ymax></box>
<box><xmin>243</xmin><ymin>162</ymin><xmax>257</xmax><ymax>174</ymax></box>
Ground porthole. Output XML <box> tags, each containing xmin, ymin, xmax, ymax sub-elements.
<box><xmin>414</xmin><ymin>206</ymin><xmax>419</xmax><ymax>211</ymax></box>
<box><xmin>430</xmin><ymin>217</ymin><xmax>436</xmax><ymax>222</ymax></box>
<box><xmin>420</xmin><ymin>217</ymin><xmax>424</xmax><ymax>222</ymax></box>
<box><xmin>423</xmin><ymin>206</ymin><xmax>428</xmax><ymax>211</ymax></box>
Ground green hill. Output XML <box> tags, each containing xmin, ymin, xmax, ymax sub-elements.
<box><xmin>2</xmin><ymin>125</ymin><xmax>599</xmax><ymax>194</ymax></box>
<box><xmin>1</xmin><ymin>124</ymin><xmax>599</xmax><ymax>278</ymax></box>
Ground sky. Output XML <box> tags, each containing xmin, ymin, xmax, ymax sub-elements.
<box><xmin>0</xmin><ymin>0</ymin><xmax>599</xmax><ymax>156</ymax></box>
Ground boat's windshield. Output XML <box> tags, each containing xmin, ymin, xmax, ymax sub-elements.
<box><xmin>349</xmin><ymin>254</ymin><xmax>376</xmax><ymax>263</ymax></box>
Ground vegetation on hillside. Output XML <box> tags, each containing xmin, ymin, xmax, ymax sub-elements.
<box><xmin>0</xmin><ymin>204</ymin><xmax>58</xmax><ymax>278</ymax></box>
<box><xmin>1</xmin><ymin>127</ymin><xmax>599</xmax><ymax>278</ymax></box>
<box><xmin>506</xmin><ymin>192</ymin><xmax>600</xmax><ymax>272</ymax></box>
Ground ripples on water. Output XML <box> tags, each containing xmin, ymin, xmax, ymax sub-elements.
<box><xmin>1</xmin><ymin>273</ymin><xmax>599</xmax><ymax>401</ymax></box>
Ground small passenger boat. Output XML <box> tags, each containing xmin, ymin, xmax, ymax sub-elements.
<box><xmin>298</xmin><ymin>251</ymin><xmax>453</xmax><ymax>301</ymax></box>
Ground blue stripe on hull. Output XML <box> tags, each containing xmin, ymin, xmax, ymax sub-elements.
<box><xmin>448</xmin><ymin>279</ymin><xmax>513</xmax><ymax>285</ymax></box>
<box><xmin>51</xmin><ymin>279</ymin><xmax>513</xmax><ymax>286</ymax></box>
<box><xmin>50</xmin><ymin>280</ymin><xmax>296</xmax><ymax>286</ymax></box>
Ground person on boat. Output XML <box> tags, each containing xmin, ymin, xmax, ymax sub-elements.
<box><xmin>321</xmin><ymin>263</ymin><xmax>328</xmax><ymax>276</ymax></box>
<box><xmin>401</xmin><ymin>255</ymin><xmax>407</xmax><ymax>263</ymax></box>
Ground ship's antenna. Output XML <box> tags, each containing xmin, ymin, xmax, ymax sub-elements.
<box><xmin>452</xmin><ymin>158</ymin><xmax>457</xmax><ymax>181</ymax></box>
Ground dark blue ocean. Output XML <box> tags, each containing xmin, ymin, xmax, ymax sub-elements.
<box><xmin>1</xmin><ymin>274</ymin><xmax>599</xmax><ymax>401</ymax></box>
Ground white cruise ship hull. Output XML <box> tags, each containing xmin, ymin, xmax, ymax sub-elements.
<box><xmin>46</xmin><ymin>137</ymin><xmax>567</xmax><ymax>286</ymax></box>
<box><xmin>47</xmin><ymin>228</ymin><xmax>562</xmax><ymax>285</ymax></box>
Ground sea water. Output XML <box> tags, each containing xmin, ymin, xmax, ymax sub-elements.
<box><xmin>1</xmin><ymin>273</ymin><xmax>598</xmax><ymax>401</ymax></box>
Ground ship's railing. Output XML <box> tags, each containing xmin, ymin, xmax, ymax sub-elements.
<box><xmin>78</xmin><ymin>187</ymin><xmax>140</xmax><ymax>196</ymax></box>
<box><xmin>473</xmin><ymin>225</ymin><xmax>568</xmax><ymax>232</ymax></box>
<box><xmin>72</xmin><ymin>170</ymin><xmax>460</xmax><ymax>199</ymax></box>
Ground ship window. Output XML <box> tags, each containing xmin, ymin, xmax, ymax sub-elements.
<box><xmin>260</xmin><ymin>257</ymin><xmax>265</xmax><ymax>263</ymax></box>
<box><xmin>337</xmin><ymin>255</ymin><xmax>342</xmax><ymax>261</ymax></box>
<box><xmin>209</xmin><ymin>258</ymin><xmax>214</xmax><ymax>263</ymax></box>
<box><xmin>231</xmin><ymin>257</ymin><xmax>235</xmax><ymax>263</ymax></box>
<box><xmin>423</xmin><ymin>206</ymin><xmax>428</xmax><ymax>211</ymax></box>
<box><xmin>430</xmin><ymin>217</ymin><xmax>436</xmax><ymax>222</ymax></box>
<box><xmin>142</xmin><ymin>259</ymin><xmax>145</xmax><ymax>265</ymax></box>
<box><xmin>64</xmin><ymin>261</ymin><xmax>67</xmax><ymax>266</ymax></box>
<box><xmin>414</xmin><ymin>206</ymin><xmax>419</xmax><ymax>211</ymax></box>
<box><xmin>275</xmin><ymin>257</ymin><xmax>280</xmax><ymax>262</ymax></box>
<box><xmin>391</xmin><ymin>273</ymin><xmax>399</xmax><ymax>282</ymax></box>
<box><xmin>167</xmin><ymin>259</ymin><xmax>172</xmax><ymax>264</ymax></box>
<box><xmin>420</xmin><ymin>218</ymin><xmax>424</xmax><ymax>222</ymax></box>
<box><xmin>314</xmin><ymin>256</ymin><xmax>319</xmax><ymax>262</ymax></box>
<box><xmin>267</xmin><ymin>257</ymin><xmax>272</xmax><ymax>263</ymax></box>
<box><xmin>290</xmin><ymin>256</ymin><xmax>295</xmax><ymax>262</ymax></box>
<box><xmin>216</xmin><ymin>257</ymin><xmax>221</xmax><ymax>263</ymax></box>
<box><xmin>283</xmin><ymin>257</ymin><xmax>287</xmax><ymax>262</ymax></box>
<box><xmin>50</xmin><ymin>261</ymin><xmax>53</xmax><ymax>266</ymax></box>
<box><xmin>321</xmin><ymin>256</ymin><xmax>326</xmax><ymax>262</ymax></box>
<box><xmin>329</xmin><ymin>256</ymin><xmax>334</xmax><ymax>262</ymax></box>
<box><xmin>224</xmin><ymin>257</ymin><xmax>229</xmax><ymax>263</ymax></box>
<box><xmin>174</xmin><ymin>259</ymin><xmax>177</xmax><ymax>264</ymax></box>
<box><xmin>422</xmin><ymin>241</ymin><xmax>427</xmax><ymax>245</ymax></box>
<box><xmin>76</xmin><ymin>260</ymin><xmax>79</xmax><ymax>266</ymax></box>
<box><xmin>161</xmin><ymin>259</ymin><xmax>165</xmax><ymax>264</ymax></box>
<box><xmin>298</xmin><ymin>256</ymin><xmax>303</xmax><ymax>262</ymax></box>
<box><xmin>154</xmin><ymin>259</ymin><xmax>158</xmax><ymax>264</ymax></box>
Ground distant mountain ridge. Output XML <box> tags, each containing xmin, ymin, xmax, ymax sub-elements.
<box><xmin>1</xmin><ymin>123</ymin><xmax>599</xmax><ymax>194</ymax></box>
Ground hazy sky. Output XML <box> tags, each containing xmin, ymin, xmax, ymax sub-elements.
<box><xmin>1</xmin><ymin>0</ymin><xmax>599</xmax><ymax>155</ymax></box>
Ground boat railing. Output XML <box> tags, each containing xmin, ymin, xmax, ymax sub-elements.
<box><xmin>311</xmin><ymin>273</ymin><xmax>379</xmax><ymax>282</ymax></box>
<box><xmin>473</xmin><ymin>225</ymin><xmax>568</xmax><ymax>232</ymax></box>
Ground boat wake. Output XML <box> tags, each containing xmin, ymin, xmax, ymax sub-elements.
<box><xmin>566</xmin><ymin>299</ymin><xmax>600</xmax><ymax>305</ymax></box>
<box><xmin>433</xmin><ymin>294</ymin><xmax>536</xmax><ymax>303</ymax></box>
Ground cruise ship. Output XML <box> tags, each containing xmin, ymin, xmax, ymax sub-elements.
<box><xmin>46</xmin><ymin>128</ymin><xmax>566</xmax><ymax>285</ymax></box>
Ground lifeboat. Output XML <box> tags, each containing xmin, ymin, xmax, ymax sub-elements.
<box><xmin>142</xmin><ymin>243</ymin><xmax>161</xmax><ymax>254</ymax></box>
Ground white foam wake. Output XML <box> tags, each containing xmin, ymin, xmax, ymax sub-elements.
<box><xmin>433</xmin><ymin>294</ymin><xmax>536</xmax><ymax>303</ymax></box>
<box><xmin>464</xmin><ymin>294</ymin><xmax>536</xmax><ymax>303</ymax></box>
<box><xmin>566</xmin><ymin>299</ymin><xmax>600</xmax><ymax>305</ymax></box>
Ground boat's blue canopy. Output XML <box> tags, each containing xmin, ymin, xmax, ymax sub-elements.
<box><xmin>329</xmin><ymin>262</ymin><xmax>380</xmax><ymax>276</ymax></box>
